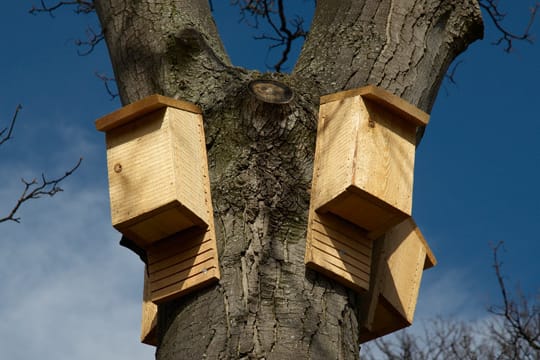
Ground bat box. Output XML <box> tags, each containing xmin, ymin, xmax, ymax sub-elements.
<box><xmin>313</xmin><ymin>85</ymin><xmax>429</xmax><ymax>237</ymax></box>
<box><xmin>95</xmin><ymin>95</ymin><xmax>212</xmax><ymax>248</ymax></box>
<box><xmin>359</xmin><ymin>218</ymin><xmax>436</xmax><ymax>343</ymax></box>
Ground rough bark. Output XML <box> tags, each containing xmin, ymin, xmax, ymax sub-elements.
<box><xmin>94</xmin><ymin>0</ymin><xmax>483</xmax><ymax>359</ymax></box>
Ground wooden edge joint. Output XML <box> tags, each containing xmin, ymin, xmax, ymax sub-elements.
<box><xmin>95</xmin><ymin>94</ymin><xmax>202</xmax><ymax>132</ymax></box>
<box><xmin>319</xmin><ymin>85</ymin><xmax>430</xmax><ymax>127</ymax></box>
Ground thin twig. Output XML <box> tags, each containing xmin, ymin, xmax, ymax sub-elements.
<box><xmin>95</xmin><ymin>72</ymin><xmax>119</xmax><ymax>100</ymax></box>
<box><xmin>479</xmin><ymin>0</ymin><xmax>540</xmax><ymax>52</ymax></box>
<box><xmin>75</xmin><ymin>26</ymin><xmax>104</xmax><ymax>56</ymax></box>
<box><xmin>29</xmin><ymin>0</ymin><xmax>95</xmax><ymax>17</ymax></box>
<box><xmin>0</xmin><ymin>105</ymin><xmax>23</xmax><ymax>146</ymax></box>
<box><xmin>0</xmin><ymin>158</ymin><xmax>83</xmax><ymax>224</ymax></box>
<box><xmin>231</xmin><ymin>0</ymin><xmax>308</xmax><ymax>72</ymax></box>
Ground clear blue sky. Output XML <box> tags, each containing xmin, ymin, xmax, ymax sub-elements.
<box><xmin>0</xmin><ymin>2</ymin><xmax>538</xmax><ymax>359</ymax></box>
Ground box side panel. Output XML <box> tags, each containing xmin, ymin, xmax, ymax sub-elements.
<box><xmin>305</xmin><ymin>211</ymin><xmax>372</xmax><ymax>293</ymax></box>
<box><xmin>147</xmin><ymin>226</ymin><xmax>219</xmax><ymax>304</ymax></box>
<box><xmin>353</xmin><ymin>98</ymin><xmax>416</xmax><ymax>215</ymax></box>
<box><xmin>359</xmin><ymin>296</ymin><xmax>411</xmax><ymax>344</ymax></box>
<box><xmin>106</xmin><ymin>109</ymin><xmax>176</xmax><ymax>226</ymax></box>
<box><xmin>168</xmin><ymin>108</ymin><xmax>210</xmax><ymax>226</ymax></box>
<box><xmin>141</xmin><ymin>269</ymin><xmax>158</xmax><ymax>346</ymax></box>
<box><xmin>313</xmin><ymin>98</ymin><xmax>357</xmax><ymax>209</ymax></box>
<box><xmin>381</xmin><ymin>219</ymin><xmax>426</xmax><ymax>323</ymax></box>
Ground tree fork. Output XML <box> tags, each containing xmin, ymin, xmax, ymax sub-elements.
<box><xmin>94</xmin><ymin>1</ymin><xmax>483</xmax><ymax>358</ymax></box>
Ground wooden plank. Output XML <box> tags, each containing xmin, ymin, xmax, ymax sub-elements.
<box><xmin>95</xmin><ymin>94</ymin><xmax>202</xmax><ymax>132</ymax></box>
<box><xmin>358</xmin><ymin>218</ymin><xmax>436</xmax><ymax>342</ymax></box>
<box><xmin>140</xmin><ymin>268</ymin><xmax>158</xmax><ymax>346</ymax></box>
<box><xmin>310</xmin><ymin>237</ymin><xmax>371</xmax><ymax>276</ymax></box>
<box><xmin>305</xmin><ymin>211</ymin><xmax>372</xmax><ymax>293</ymax></box>
<box><xmin>320</xmin><ymin>85</ymin><xmax>429</xmax><ymax>127</ymax></box>
<box><xmin>149</xmin><ymin>239</ymin><xmax>214</xmax><ymax>273</ymax></box>
<box><xmin>151</xmin><ymin>264</ymin><xmax>219</xmax><ymax>304</ymax></box>
<box><xmin>149</xmin><ymin>249</ymin><xmax>216</xmax><ymax>285</ymax></box>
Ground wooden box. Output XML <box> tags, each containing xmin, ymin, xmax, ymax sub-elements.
<box><xmin>95</xmin><ymin>95</ymin><xmax>212</xmax><ymax>248</ymax></box>
<box><xmin>313</xmin><ymin>85</ymin><xmax>429</xmax><ymax>237</ymax></box>
<box><xmin>359</xmin><ymin>218</ymin><xmax>436</xmax><ymax>343</ymax></box>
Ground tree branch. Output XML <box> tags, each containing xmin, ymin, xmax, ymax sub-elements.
<box><xmin>0</xmin><ymin>105</ymin><xmax>22</xmax><ymax>147</ymax></box>
<box><xmin>479</xmin><ymin>0</ymin><xmax>540</xmax><ymax>52</ymax></box>
<box><xmin>488</xmin><ymin>241</ymin><xmax>540</xmax><ymax>352</ymax></box>
<box><xmin>0</xmin><ymin>158</ymin><xmax>83</xmax><ymax>224</ymax></box>
<box><xmin>30</xmin><ymin>1</ymin><xmax>104</xmax><ymax>56</ymax></box>
<box><xmin>95</xmin><ymin>72</ymin><xmax>118</xmax><ymax>99</ymax></box>
<box><xmin>231</xmin><ymin>0</ymin><xmax>308</xmax><ymax>72</ymax></box>
<box><xmin>29</xmin><ymin>0</ymin><xmax>95</xmax><ymax>16</ymax></box>
<box><xmin>74</xmin><ymin>26</ymin><xmax>104</xmax><ymax>56</ymax></box>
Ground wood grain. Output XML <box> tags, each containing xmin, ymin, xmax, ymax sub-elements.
<box><xmin>103</xmin><ymin>104</ymin><xmax>210</xmax><ymax>247</ymax></box>
<box><xmin>313</xmin><ymin>86</ymin><xmax>421</xmax><ymax>236</ymax></box>
<box><xmin>359</xmin><ymin>218</ymin><xmax>436</xmax><ymax>343</ymax></box>
<box><xmin>95</xmin><ymin>94</ymin><xmax>202</xmax><ymax>132</ymax></box>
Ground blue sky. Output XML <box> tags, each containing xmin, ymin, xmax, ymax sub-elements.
<box><xmin>0</xmin><ymin>1</ymin><xmax>538</xmax><ymax>359</ymax></box>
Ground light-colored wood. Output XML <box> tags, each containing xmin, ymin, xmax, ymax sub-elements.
<box><xmin>359</xmin><ymin>218</ymin><xmax>436</xmax><ymax>343</ymax></box>
<box><xmin>305</xmin><ymin>204</ymin><xmax>373</xmax><ymax>294</ymax></box>
<box><xmin>146</xmin><ymin>227</ymin><xmax>219</xmax><ymax>304</ymax></box>
<box><xmin>314</xmin><ymin>85</ymin><xmax>428</xmax><ymax>236</ymax></box>
<box><xmin>100</xmin><ymin>98</ymin><xmax>212</xmax><ymax>247</ymax></box>
<box><xmin>141</xmin><ymin>268</ymin><xmax>158</xmax><ymax>346</ymax></box>
<box><xmin>95</xmin><ymin>94</ymin><xmax>202</xmax><ymax>132</ymax></box>
<box><xmin>320</xmin><ymin>85</ymin><xmax>429</xmax><ymax>127</ymax></box>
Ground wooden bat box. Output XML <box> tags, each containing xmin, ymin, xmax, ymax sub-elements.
<box><xmin>313</xmin><ymin>85</ymin><xmax>429</xmax><ymax>237</ymax></box>
<box><xmin>95</xmin><ymin>95</ymin><xmax>212</xmax><ymax>248</ymax></box>
<box><xmin>359</xmin><ymin>218</ymin><xmax>436</xmax><ymax>343</ymax></box>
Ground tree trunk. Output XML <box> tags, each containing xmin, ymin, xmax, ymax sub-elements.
<box><xmin>94</xmin><ymin>0</ymin><xmax>483</xmax><ymax>358</ymax></box>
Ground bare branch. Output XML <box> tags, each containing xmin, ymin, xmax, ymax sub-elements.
<box><xmin>0</xmin><ymin>105</ymin><xmax>23</xmax><ymax>147</ymax></box>
<box><xmin>0</xmin><ymin>158</ymin><xmax>83</xmax><ymax>224</ymax></box>
<box><xmin>30</xmin><ymin>1</ymin><xmax>104</xmax><ymax>56</ymax></box>
<box><xmin>479</xmin><ymin>0</ymin><xmax>540</xmax><ymax>52</ymax></box>
<box><xmin>488</xmin><ymin>241</ymin><xmax>540</xmax><ymax>353</ymax></box>
<box><xmin>74</xmin><ymin>26</ymin><xmax>104</xmax><ymax>56</ymax></box>
<box><xmin>231</xmin><ymin>0</ymin><xmax>308</xmax><ymax>72</ymax></box>
<box><xmin>29</xmin><ymin>0</ymin><xmax>95</xmax><ymax>17</ymax></box>
<box><xmin>95</xmin><ymin>72</ymin><xmax>119</xmax><ymax>100</ymax></box>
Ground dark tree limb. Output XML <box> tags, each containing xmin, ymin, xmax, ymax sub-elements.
<box><xmin>74</xmin><ymin>26</ymin><xmax>104</xmax><ymax>56</ymax></box>
<box><xmin>0</xmin><ymin>105</ymin><xmax>22</xmax><ymax>147</ymax></box>
<box><xmin>29</xmin><ymin>0</ymin><xmax>95</xmax><ymax>16</ymax></box>
<box><xmin>488</xmin><ymin>241</ymin><xmax>540</xmax><ymax>353</ymax></box>
<box><xmin>30</xmin><ymin>1</ymin><xmax>104</xmax><ymax>56</ymax></box>
<box><xmin>0</xmin><ymin>158</ymin><xmax>83</xmax><ymax>224</ymax></box>
<box><xmin>231</xmin><ymin>0</ymin><xmax>308</xmax><ymax>72</ymax></box>
<box><xmin>479</xmin><ymin>0</ymin><xmax>540</xmax><ymax>52</ymax></box>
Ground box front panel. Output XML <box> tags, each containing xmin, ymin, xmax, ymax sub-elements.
<box><xmin>313</xmin><ymin>98</ymin><xmax>357</xmax><ymax>209</ymax></box>
<box><xmin>106</xmin><ymin>109</ymin><xmax>176</xmax><ymax>226</ymax></box>
<box><xmin>353</xmin><ymin>99</ymin><xmax>416</xmax><ymax>216</ymax></box>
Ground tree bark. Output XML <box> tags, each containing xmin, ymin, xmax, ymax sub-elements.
<box><xmin>94</xmin><ymin>0</ymin><xmax>483</xmax><ymax>358</ymax></box>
